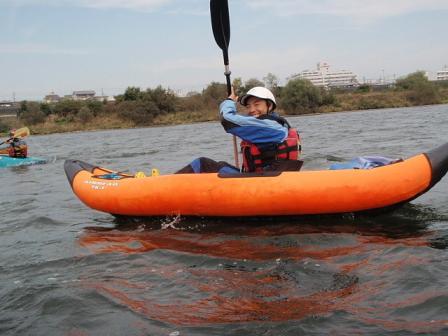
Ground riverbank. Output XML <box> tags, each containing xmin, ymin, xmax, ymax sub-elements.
<box><xmin>325</xmin><ymin>88</ymin><xmax>448</xmax><ymax>112</ymax></box>
<box><xmin>1</xmin><ymin>87</ymin><xmax>447</xmax><ymax>137</ymax></box>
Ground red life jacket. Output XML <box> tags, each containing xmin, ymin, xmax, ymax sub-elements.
<box><xmin>240</xmin><ymin>116</ymin><xmax>301</xmax><ymax>173</ymax></box>
<box><xmin>8</xmin><ymin>139</ymin><xmax>28</xmax><ymax>158</ymax></box>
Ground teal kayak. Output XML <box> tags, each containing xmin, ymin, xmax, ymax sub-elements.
<box><xmin>0</xmin><ymin>155</ymin><xmax>46</xmax><ymax>168</ymax></box>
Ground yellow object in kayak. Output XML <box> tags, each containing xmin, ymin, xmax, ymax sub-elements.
<box><xmin>134</xmin><ymin>171</ymin><xmax>146</xmax><ymax>178</ymax></box>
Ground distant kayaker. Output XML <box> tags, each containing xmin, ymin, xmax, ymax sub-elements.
<box><xmin>176</xmin><ymin>86</ymin><xmax>302</xmax><ymax>174</ymax></box>
<box><xmin>0</xmin><ymin>129</ymin><xmax>28</xmax><ymax>158</ymax></box>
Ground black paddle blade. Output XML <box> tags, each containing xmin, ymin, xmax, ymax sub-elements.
<box><xmin>210</xmin><ymin>0</ymin><xmax>230</xmax><ymax>51</ymax></box>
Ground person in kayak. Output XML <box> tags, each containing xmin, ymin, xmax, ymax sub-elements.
<box><xmin>0</xmin><ymin>129</ymin><xmax>28</xmax><ymax>158</ymax></box>
<box><xmin>176</xmin><ymin>86</ymin><xmax>301</xmax><ymax>174</ymax></box>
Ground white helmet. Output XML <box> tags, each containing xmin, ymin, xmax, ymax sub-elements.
<box><xmin>240</xmin><ymin>87</ymin><xmax>277</xmax><ymax>110</ymax></box>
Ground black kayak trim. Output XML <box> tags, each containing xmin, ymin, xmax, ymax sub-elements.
<box><xmin>360</xmin><ymin>142</ymin><xmax>448</xmax><ymax>215</ymax></box>
<box><xmin>425</xmin><ymin>142</ymin><xmax>448</xmax><ymax>190</ymax></box>
<box><xmin>64</xmin><ymin>160</ymin><xmax>98</xmax><ymax>188</ymax></box>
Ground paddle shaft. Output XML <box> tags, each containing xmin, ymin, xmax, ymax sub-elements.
<box><xmin>0</xmin><ymin>137</ymin><xmax>15</xmax><ymax>146</ymax></box>
<box><xmin>210</xmin><ymin>0</ymin><xmax>239</xmax><ymax>168</ymax></box>
<box><xmin>222</xmin><ymin>52</ymin><xmax>231</xmax><ymax>95</ymax></box>
<box><xmin>220</xmin><ymin>33</ymin><xmax>238</xmax><ymax>169</ymax></box>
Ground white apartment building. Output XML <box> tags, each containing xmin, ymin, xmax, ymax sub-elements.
<box><xmin>290</xmin><ymin>62</ymin><xmax>358</xmax><ymax>88</ymax></box>
<box><xmin>43</xmin><ymin>92</ymin><xmax>61</xmax><ymax>103</ymax></box>
<box><xmin>72</xmin><ymin>90</ymin><xmax>96</xmax><ymax>101</ymax></box>
<box><xmin>44</xmin><ymin>90</ymin><xmax>114</xmax><ymax>102</ymax></box>
<box><xmin>436</xmin><ymin>66</ymin><xmax>448</xmax><ymax>81</ymax></box>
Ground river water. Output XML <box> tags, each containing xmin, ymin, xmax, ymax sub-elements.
<box><xmin>1</xmin><ymin>105</ymin><xmax>447</xmax><ymax>335</ymax></box>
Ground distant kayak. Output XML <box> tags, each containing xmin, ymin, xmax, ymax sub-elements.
<box><xmin>64</xmin><ymin>143</ymin><xmax>448</xmax><ymax>218</ymax></box>
<box><xmin>0</xmin><ymin>155</ymin><xmax>46</xmax><ymax>168</ymax></box>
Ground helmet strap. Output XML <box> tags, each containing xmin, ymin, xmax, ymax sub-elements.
<box><xmin>266</xmin><ymin>100</ymin><xmax>274</xmax><ymax>113</ymax></box>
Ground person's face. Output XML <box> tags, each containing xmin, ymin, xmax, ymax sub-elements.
<box><xmin>245</xmin><ymin>97</ymin><xmax>269</xmax><ymax>117</ymax></box>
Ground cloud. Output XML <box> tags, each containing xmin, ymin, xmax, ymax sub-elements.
<box><xmin>77</xmin><ymin>0</ymin><xmax>172</xmax><ymax>11</ymax></box>
<box><xmin>143</xmin><ymin>45</ymin><xmax>320</xmax><ymax>84</ymax></box>
<box><xmin>2</xmin><ymin>0</ymin><xmax>211</xmax><ymax>15</ymax></box>
<box><xmin>4</xmin><ymin>0</ymin><xmax>448</xmax><ymax>19</ymax></box>
<box><xmin>3</xmin><ymin>0</ymin><xmax>173</xmax><ymax>11</ymax></box>
<box><xmin>0</xmin><ymin>43</ymin><xmax>89</xmax><ymax>55</ymax></box>
<box><xmin>244</xmin><ymin>0</ymin><xmax>448</xmax><ymax>22</ymax></box>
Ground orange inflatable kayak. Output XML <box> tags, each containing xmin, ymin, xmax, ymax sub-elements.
<box><xmin>65</xmin><ymin>143</ymin><xmax>448</xmax><ymax>217</ymax></box>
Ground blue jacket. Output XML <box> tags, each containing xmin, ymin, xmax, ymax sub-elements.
<box><xmin>219</xmin><ymin>99</ymin><xmax>288</xmax><ymax>144</ymax></box>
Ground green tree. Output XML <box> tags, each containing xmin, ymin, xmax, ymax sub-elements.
<box><xmin>263</xmin><ymin>73</ymin><xmax>279</xmax><ymax>90</ymax></box>
<box><xmin>232</xmin><ymin>77</ymin><xmax>243</xmax><ymax>96</ymax></box>
<box><xmin>396</xmin><ymin>71</ymin><xmax>441</xmax><ymax>105</ymax></box>
<box><xmin>117</xmin><ymin>100</ymin><xmax>159</xmax><ymax>125</ymax></box>
<box><xmin>396</xmin><ymin>71</ymin><xmax>428</xmax><ymax>90</ymax></box>
<box><xmin>406</xmin><ymin>84</ymin><xmax>441</xmax><ymax>105</ymax></box>
<box><xmin>144</xmin><ymin>86</ymin><xmax>178</xmax><ymax>114</ymax></box>
<box><xmin>281</xmin><ymin>78</ymin><xmax>323</xmax><ymax>114</ymax></box>
<box><xmin>321</xmin><ymin>88</ymin><xmax>337</xmax><ymax>105</ymax></box>
<box><xmin>434</xmin><ymin>80</ymin><xmax>448</xmax><ymax>88</ymax></box>
<box><xmin>20</xmin><ymin>102</ymin><xmax>46</xmax><ymax>125</ymax></box>
<box><xmin>53</xmin><ymin>100</ymin><xmax>82</xmax><ymax>118</ymax></box>
<box><xmin>0</xmin><ymin>119</ymin><xmax>9</xmax><ymax>133</ymax></box>
<box><xmin>77</xmin><ymin>106</ymin><xmax>93</xmax><ymax>123</ymax></box>
<box><xmin>201</xmin><ymin>82</ymin><xmax>227</xmax><ymax>108</ymax></box>
<box><xmin>356</xmin><ymin>84</ymin><xmax>371</xmax><ymax>93</ymax></box>
<box><xmin>115</xmin><ymin>87</ymin><xmax>143</xmax><ymax>102</ymax></box>
<box><xmin>180</xmin><ymin>92</ymin><xmax>205</xmax><ymax>112</ymax></box>
<box><xmin>241</xmin><ymin>78</ymin><xmax>264</xmax><ymax>94</ymax></box>
<box><xmin>18</xmin><ymin>101</ymin><xmax>28</xmax><ymax>118</ymax></box>
<box><xmin>40</xmin><ymin>102</ymin><xmax>52</xmax><ymax>116</ymax></box>
<box><xmin>86</xmin><ymin>100</ymin><xmax>103</xmax><ymax>117</ymax></box>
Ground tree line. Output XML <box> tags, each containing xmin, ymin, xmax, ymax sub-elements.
<box><xmin>7</xmin><ymin>71</ymin><xmax>446</xmax><ymax>130</ymax></box>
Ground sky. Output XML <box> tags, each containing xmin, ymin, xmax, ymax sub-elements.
<box><xmin>1</xmin><ymin>0</ymin><xmax>447</xmax><ymax>101</ymax></box>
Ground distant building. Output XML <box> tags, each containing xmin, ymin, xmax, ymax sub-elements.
<box><xmin>0</xmin><ymin>101</ymin><xmax>14</xmax><ymax>107</ymax></box>
<box><xmin>436</xmin><ymin>66</ymin><xmax>448</xmax><ymax>81</ymax></box>
<box><xmin>43</xmin><ymin>90</ymin><xmax>114</xmax><ymax>103</ymax></box>
<box><xmin>290</xmin><ymin>62</ymin><xmax>358</xmax><ymax>88</ymax></box>
<box><xmin>0</xmin><ymin>101</ymin><xmax>19</xmax><ymax>117</ymax></box>
<box><xmin>43</xmin><ymin>92</ymin><xmax>61</xmax><ymax>103</ymax></box>
<box><xmin>72</xmin><ymin>90</ymin><xmax>96</xmax><ymax>101</ymax></box>
<box><xmin>93</xmin><ymin>95</ymin><xmax>115</xmax><ymax>102</ymax></box>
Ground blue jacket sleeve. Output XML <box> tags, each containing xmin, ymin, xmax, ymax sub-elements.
<box><xmin>219</xmin><ymin>99</ymin><xmax>288</xmax><ymax>144</ymax></box>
